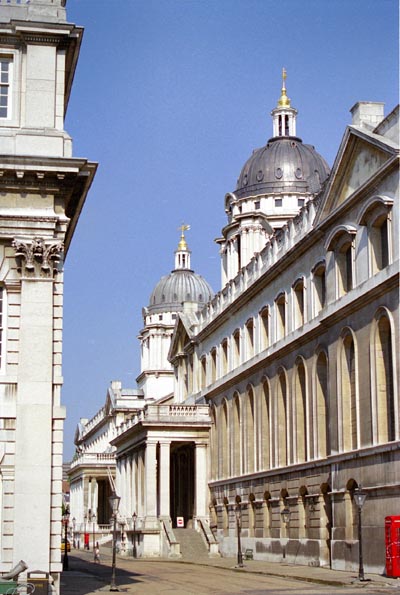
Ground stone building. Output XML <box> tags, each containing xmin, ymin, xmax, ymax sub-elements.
<box><xmin>71</xmin><ymin>73</ymin><xmax>399</xmax><ymax>573</ymax></box>
<box><xmin>0</xmin><ymin>0</ymin><xmax>96</xmax><ymax>591</ymax></box>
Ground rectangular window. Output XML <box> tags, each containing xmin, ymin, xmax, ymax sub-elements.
<box><xmin>0</xmin><ymin>59</ymin><xmax>11</xmax><ymax>119</ymax></box>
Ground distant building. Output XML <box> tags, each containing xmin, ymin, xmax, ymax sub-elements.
<box><xmin>0</xmin><ymin>0</ymin><xmax>96</xmax><ymax>591</ymax></box>
<box><xmin>72</xmin><ymin>72</ymin><xmax>399</xmax><ymax>574</ymax></box>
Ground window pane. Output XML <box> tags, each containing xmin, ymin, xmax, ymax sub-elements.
<box><xmin>0</xmin><ymin>107</ymin><xmax>7</xmax><ymax>117</ymax></box>
<box><xmin>0</xmin><ymin>96</ymin><xmax>7</xmax><ymax>107</ymax></box>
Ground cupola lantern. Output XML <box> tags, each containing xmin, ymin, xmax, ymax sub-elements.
<box><xmin>271</xmin><ymin>68</ymin><xmax>298</xmax><ymax>137</ymax></box>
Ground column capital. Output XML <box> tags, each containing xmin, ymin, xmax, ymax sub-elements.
<box><xmin>12</xmin><ymin>237</ymin><xmax>64</xmax><ymax>277</ymax></box>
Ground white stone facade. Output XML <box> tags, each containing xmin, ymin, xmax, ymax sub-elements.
<box><xmin>70</xmin><ymin>67</ymin><xmax>399</xmax><ymax>571</ymax></box>
<box><xmin>0</xmin><ymin>1</ymin><xmax>96</xmax><ymax>591</ymax></box>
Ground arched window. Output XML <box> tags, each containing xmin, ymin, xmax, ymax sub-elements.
<box><xmin>260</xmin><ymin>306</ymin><xmax>270</xmax><ymax>350</ymax></box>
<box><xmin>210</xmin><ymin>348</ymin><xmax>217</xmax><ymax>383</ymax></box>
<box><xmin>220</xmin><ymin>400</ymin><xmax>229</xmax><ymax>477</ymax></box>
<box><xmin>261</xmin><ymin>379</ymin><xmax>271</xmax><ymax>470</ymax></box>
<box><xmin>294</xmin><ymin>359</ymin><xmax>307</xmax><ymax>463</ymax></box>
<box><xmin>200</xmin><ymin>355</ymin><xmax>207</xmax><ymax>387</ymax></box>
<box><xmin>359</xmin><ymin>195</ymin><xmax>393</xmax><ymax>275</ymax></box>
<box><xmin>292</xmin><ymin>278</ymin><xmax>305</xmax><ymax>329</ymax></box>
<box><xmin>326</xmin><ymin>226</ymin><xmax>357</xmax><ymax>298</ymax></box>
<box><xmin>275</xmin><ymin>292</ymin><xmax>286</xmax><ymax>341</ymax></box>
<box><xmin>221</xmin><ymin>339</ymin><xmax>228</xmax><ymax>376</ymax></box>
<box><xmin>315</xmin><ymin>351</ymin><xmax>328</xmax><ymax>458</ymax></box>
<box><xmin>245</xmin><ymin>318</ymin><xmax>254</xmax><ymax>360</ymax></box>
<box><xmin>277</xmin><ymin>369</ymin><xmax>288</xmax><ymax>467</ymax></box>
<box><xmin>233</xmin><ymin>329</ymin><xmax>240</xmax><ymax>367</ymax></box>
<box><xmin>339</xmin><ymin>331</ymin><xmax>358</xmax><ymax>451</ymax></box>
<box><xmin>233</xmin><ymin>393</ymin><xmax>241</xmax><ymax>475</ymax></box>
<box><xmin>312</xmin><ymin>260</ymin><xmax>326</xmax><ymax>316</ymax></box>
<box><xmin>210</xmin><ymin>406</ymin><xmax>217</xmax><ymax>480</ymax></box>
<box><xmin>245</xmin><ymin>386</ymin><xmax>255</xmax><ymax>473</ymax></box>
<box><xmin>371</xmin><ymin>311</ymin><xmax>396</xmax><ymax>443</ymax></box>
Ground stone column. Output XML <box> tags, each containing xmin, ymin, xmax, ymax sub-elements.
<box><xmin>159</xmin><ymin>441</ymin><xmax>171</xmax><ymax>518</ymax></box>
<box><xmin>12</xmin><ymin>238</ymin><xmax>63</xmax><ymax>571</ymax></box>
<box><xmin>92</xmin><ymin>479</ymin><xmax>98</xmax><ymax>516</ymax></box>
<box><xmin>194</xmin><ymin>443</ymin><xmax>208</xmax><ymax>519</ymax></box>
<box><xmin>144</xmin><ymin>441</ymin><xmax>158</xmax><ymax>527</ymax></box>
<box><xmin>131</xmin><ymin>454</ymin><xmax>137</xmax><ymax>515</ymax></box>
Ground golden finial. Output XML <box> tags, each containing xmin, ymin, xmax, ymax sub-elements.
<box><xmin>277</xmin><ymin>67</ymin><xmax>291</xmax><ymax>107</ymax></box>
<box><xmin>177</xmin><ymin>223</ymin><xmax>190</xmax><ymax>250</ymax></box>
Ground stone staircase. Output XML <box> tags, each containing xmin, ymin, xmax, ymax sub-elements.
<box><xmin>174</xmin><ymin>528</ymin><xmax>210</xmax><ymax>561</ymax></box>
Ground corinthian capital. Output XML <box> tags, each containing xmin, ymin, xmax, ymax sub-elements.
<box><xmin>12</xmin><ymin>237</ymin><xmax>64</xmax><ymax>276</ymax></box>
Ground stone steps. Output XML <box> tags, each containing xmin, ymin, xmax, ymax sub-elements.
<box><xmin>174</xmin><ymin>528</ymin><xmax>209</xmax><ymax>560</ymax></box>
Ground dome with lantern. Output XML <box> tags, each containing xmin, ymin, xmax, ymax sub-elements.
<box><xmin>232</xmin><ymin>69</ymin><xmax>330</xmax><ymax>202</ymax></box>
<box><xmin>148</xmin><ymin>226</ymin><xmax>214</xmax><ymax>314</ymax></box>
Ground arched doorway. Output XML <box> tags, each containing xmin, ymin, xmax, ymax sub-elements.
<box><xmin>170</xmin><ymin>442</ymin><xmax>194</xmax><ymax>527</ymax></box>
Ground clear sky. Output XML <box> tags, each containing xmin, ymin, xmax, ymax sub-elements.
<box><xmin>62</xmin><ymin>0</ymin><xmax>399</xmax><ymax>460</ymax></box>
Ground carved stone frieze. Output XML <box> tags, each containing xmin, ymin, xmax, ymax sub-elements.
<box><xmin>12</xmin><ymin>237</ymin><xmax>64</xmax><ymax>276</ymax></box>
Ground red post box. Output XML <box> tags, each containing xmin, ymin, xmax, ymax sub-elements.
<box><xmin>385</xmin><ymin>516</ymin><xmax>400</xmax><ymax>577</ymax></box>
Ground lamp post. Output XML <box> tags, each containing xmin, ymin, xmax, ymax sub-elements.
<box><xmin>84</xmin><ymin>512</ymin><xmax>88</xmax><ymax>550</ymax></box>
<box><xmin>235</xmin><ymin>504</ymin><xmax>243</xmax><ymax>568</ymax></box>
<box><xmin>281</xmin><ymin>507</ymin><xmax>290</xmax><ymax>560</ymax></box>
<box><xmin>109</xmin><ymin>491</ymin><xmax>121</xmax><ymax>592</ymax></box>
<box><xmin>62</xmin><ymin>508</ymin><xmax>70</xmax><ymax>571</ymax></box>
<box><xmin>72</xmin><ymin>517</ymin><xmax>76</xmax><ymax>549</ymax></box>
<box><xmin>353</xmin><ymin>486</ymin><xmax>367</xmax><ymax>581</ymax></box>
<box><xmin>132</xmin><ymin>512</ymin><xmax>137</xmax><ymax>558</ymax></box>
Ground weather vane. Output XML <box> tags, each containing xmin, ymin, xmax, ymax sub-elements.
<box><xmin>178</xmin><ymin>223</ymin><xmax>190</xmax><ymax>234</ymax></box>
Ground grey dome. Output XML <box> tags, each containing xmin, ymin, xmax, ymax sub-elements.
<box><xmin>235</xmin><ymin>136</ymin><xmax>330</xmax><ymax>199</ymax></box>
<box><xmin>148</xmin><ymin>269</ymin><xmax>213</xmax><ymax>314</ymax></box>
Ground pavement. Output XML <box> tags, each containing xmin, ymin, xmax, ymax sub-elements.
<box><xmin>61</xmin><ymin>546</ymin><xmax>400</xmax><ymax>595</ymax></box>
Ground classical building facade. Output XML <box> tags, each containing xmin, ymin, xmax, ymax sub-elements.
<box><xmin>0</xmin><ymin>0</ymin><xmax>96</xmax><ymax>591</ymax></box>
<box><xmin>71</xmin><ymin>74</ymin><xmax>399</xmax><ymax>573</ymax></box>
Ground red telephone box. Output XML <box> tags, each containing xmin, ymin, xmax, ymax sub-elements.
<box><xmin>385</xmin><ymin>516</ymin><xmax>400</xmax><ymax>577</ymax></box>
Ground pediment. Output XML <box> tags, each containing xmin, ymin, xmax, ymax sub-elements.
<box><xmin>317</xmin><ymin>129</ymin><xmax>395</xmax><ymax>222</ymax></box>
<box><xmin>168</xmin><ymin>313</ymin><xmax>197</xmax><ymax>362</ymax></box>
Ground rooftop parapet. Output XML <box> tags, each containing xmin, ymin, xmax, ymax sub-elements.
<box><xmin>198</xmin><ymin>194</ymin><xmax>320</xmax><ymax>329</ymax></box>
<box><xmin>0</xmin><ymin>0</ymin><xmax>67</xmax><ymax>24</ymax></box>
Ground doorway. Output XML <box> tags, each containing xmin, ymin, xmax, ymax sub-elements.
<box><xmin>170</xmin><ymin>442</ymin><xmax>194</xmax><ymax>527</ymax></box>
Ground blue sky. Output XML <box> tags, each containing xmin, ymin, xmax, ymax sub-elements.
<box><xmin>62</xmin><ymin>0</ymin><xmax>399</xmax><ymax>459</ymax></box>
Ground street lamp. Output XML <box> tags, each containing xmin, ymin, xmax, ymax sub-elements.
<box><xmin>62</xmin><ymin>508</ymin><xmax>70</xmax><ymax>571</ymax></box>
<box><xmin>281</xmin><ymin>507</ymin><xmax>290</xmax><ymax>560</ymax></box>
<box><xmin>84</xmin><ymin>512</ymin><xmax>88</xmax><ymax>550</ymax></box>
<box><xmin>353</xmin><ymin>486</ymin><xmax>367</xmax><ymax>581</ymax></box>
<box><xmin>109</xmin><ymin>491</ymin><xmax>121</xmax><ymax>592</ymax></box>
<box><xmin>132</xmin><ymin>512</ymin><xmax>137</xmax><ymax>558</ymax></box>
<box><xmin>235</xmin><ymin>504</ymin><xmax>243</xmax><ymax>568</ymax></box>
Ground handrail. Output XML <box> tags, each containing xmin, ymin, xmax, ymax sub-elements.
<box><xmin>160</xmin><ymin>519</ymin><xmax>181</xmax><ymax>558</ymax></box>
<box><xmin>197</xmin><ymin>518</ymin><xmax>220</xmax><ymax>557</ymax></box>
<box><xmin>198</xmin><ymin>518</ymin><xmax>218</xmax><ymax>545</ymax></box>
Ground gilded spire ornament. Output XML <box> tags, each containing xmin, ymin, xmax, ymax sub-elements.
<box><xmin>177</xmin><ymin>223</ymin><xmax>190</xmax><ymax>250</ymax></box>
<box><xmin>277</xmin><ymin>67</ymin><xmax>291</xmax><ymax>107</ymax></box>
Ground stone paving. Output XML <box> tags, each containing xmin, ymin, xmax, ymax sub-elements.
<box><xmin>60</xmin><ymin>547</ymin><xmax>400</xmax><ymax>595</ymax></box>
